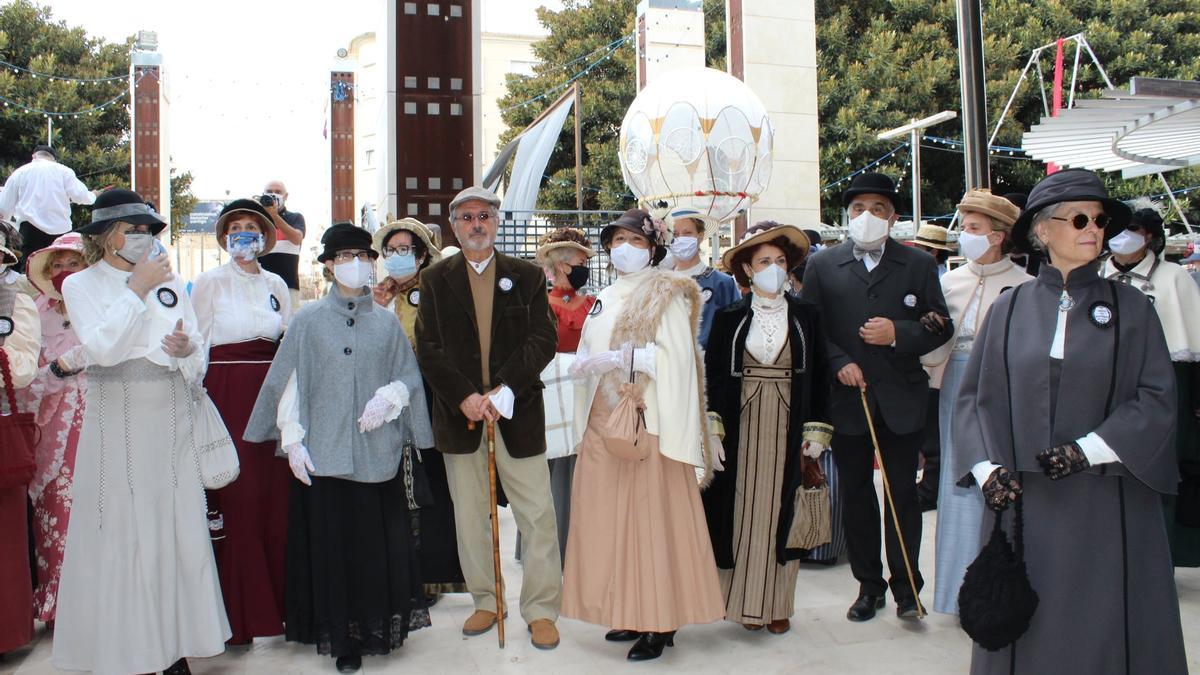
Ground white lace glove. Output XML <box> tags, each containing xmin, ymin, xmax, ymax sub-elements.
<box><xmin>357</xmin><ymin>382</ymin><xmax>410</xmax><ymax>432</ymax></box>
<box><xmin>802</xmin><ymin>440</ymin><xmax>828</xmax><ymax>459</ymax></box>
<box><xmin>284</xmin><ymin>443</ymin><xmax>315</xmax><ymax>486</ymax></box>
<box><xmin>572</xmin><ymin>350</ymin><xmax>624</xmax><ymax>377</ymax></box>
<box><xmin>710</xmin><ymin>435</ymin><xmax>726</xmax><ymax>472</ymax></box>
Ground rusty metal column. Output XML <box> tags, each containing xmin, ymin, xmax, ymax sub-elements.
<box><xmin>956</xmin><ymin>0</ymin><xmax>990</xmax><ymax>190</ymax></box>
<box><xmin>330</xmin><ymin>71</ymin><xmax>355</xmax><ymax>222</ymax></box>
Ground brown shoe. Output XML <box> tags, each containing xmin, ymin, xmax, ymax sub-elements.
<box><xmin>528</xmin><ymin>619</ymin><xmax>560</xmax><ymax>650</ymax></box>
<box><xmin>767</xmin><ymin>619</ymin><xmax>790</xmax><ymax>634</ymax></box>
<box><xmin>743</xmin><ymin>623</ymin><xmax>765</xmax><ymax>631</ymax></box>
<box><xmin>463</xmin><ymin>610</ymin><xmax>499</xmax><ymax>636</ymax></box>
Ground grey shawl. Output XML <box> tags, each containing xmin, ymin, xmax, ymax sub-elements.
<box><xmin>244</xmin><ymin>287</ymin><xmax>435</xmax><ymax>483</ymax></box>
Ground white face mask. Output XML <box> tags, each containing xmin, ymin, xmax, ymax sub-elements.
<box><xmin>847</xmin><ymin>211</ymin><xmax>890</xmax><ymax>248</ymax></box>
<box><xmin>751</xmin><ymin>264</ymin><xmax>787</xmax><ymax>295</ymax></box>
<box><xmin>957</xmin><ymin>231</ymin><xmax>994</xmax><ymax>262</ymax></box>
<box><xmin>116</xmin><ymin>233</ymin><xmax>157</xmax><ymax>264</ymax></box>
<box><xmin>333</xmin><ymin>258</ymin><xmax>372</xmax><ymax>288</ymax></box>
<box><xmin>1107</xmin><ymin>230</ymin><xmax>1146</xmax><ymax>256</ymax></box>
<box><xmin>610</xmin><ymin>242</ymin><xmax>651</xmax><ymax>274</ymax></box>
<box><xmin>668</xmin><ymin>236</ymin><xmax>699</xmax><ymax>262</ymax></box>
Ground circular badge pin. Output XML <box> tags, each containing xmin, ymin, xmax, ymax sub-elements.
<box><xmin>0</xmin><ymin>316</ymin><xmax>12</xmax><ymax>338</ymax></box>
<box><xmin>156</xmin><ymin>288</ymin><xmax>178</xmax><ymax>308</ymax></box>
<box><xmin>269</xmin><ymin>294</ymin><xmax>281</xmax><ymax>312</ymax></box>
<box><xmin>1089</xmin><ymin>301</ymin><xmax>1114</xmax><ymax>328</ymax></box>
<box><xmin>498</xmin><ymin>277</ymin><xmax>514</xmax><ymax>293</ymax></box>
<box><xmin>407</xmin><ymin>288</ymin><xmax>420</xmax><ymax>307</ymax></box>
<box><xmin>700</xmin><ymin>288</ymin><xmax>714</xmax><ymax>303</ymax></box>
<box><xmin>903</xmin><ymin>293</ymin><xmax>918</xmax><ymax>308</ymax></box>
<box><xmin>588</xmin><ymin>298</ymin><xmax>603</xmax><ymax>316</ymax></box>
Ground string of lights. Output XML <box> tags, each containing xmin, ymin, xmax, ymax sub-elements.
<box><xmin>0</xmin><ymin>58</ymin><xmax>127</xmax><ymax>83</ymax></box>
<box><xmin>497</xmin><ymin>34</ymin><xmax>634</xmax><ymax>114</ymax></box>
<box><xmin>821</xmin><ymin>143</ymin><xmax>910</xmax><ymax>193</ymax></box>
<box><xmin>0</xmin><ymin>73</ymin><xmax>143</xmax><ymax>118</ymax></box>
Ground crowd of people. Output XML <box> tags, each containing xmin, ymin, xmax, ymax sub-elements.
<box><xmin>0</xmin><ymin>143</ymin><xmax>1197</xmax><ymax>674</ymax></box>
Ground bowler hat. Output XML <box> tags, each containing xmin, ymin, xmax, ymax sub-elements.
<box><xmin>79</xmin><ymin>188</ymin><xmax>167</xmax><ymax>235</ymax></box>
<box><xmin>600</xmin><ymin>209</ymin><xmax>667</xmax><ymax>265</ymax></box>
<box><xmin>318</xmin><ymin>222</ymin><xmax>377</xmax><ymax>262</ymax></box>
<box><xmin>1010</xmin><ymin>169</ymin><xmax>1130</xmax><ymax>254</ymax></box>
<box><xmin>214</xmin><ymin>199</ymin><xmax>277</xmax><ymax>255</ymax></box>
<box><xmin>842</xmin><ymin>172</ymin><xmax>900</xmax><ymax>208</ymax></box>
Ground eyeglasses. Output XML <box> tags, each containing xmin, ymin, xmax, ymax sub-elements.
<box><xmin>1050</xmin><ymin>213</ymin><xmax>1110</xmax><ymax>230</ymax></box>
<box><xmin>454</xmin><ymin>211</ymin><xmax>493</xmax><ymax>224</ymax></box>
<box><xmin>333</xmin><ymin>250</ymin><xmax>372</xmax><ymax>263</ymax></box>
<box><xmin>383</xmin><ymin>245</ymin><xmax>415</xmax><ymax>257</ymax></box>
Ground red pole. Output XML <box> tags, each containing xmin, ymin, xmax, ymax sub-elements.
<box><xmin>1047</xmin><ymin>38</ymin><xmax>1065</xmax><ymax>175</ymax></box>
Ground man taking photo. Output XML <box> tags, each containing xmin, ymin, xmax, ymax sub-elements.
<box><xmin>258</xmin><ymin>179</ymin><xmax>306</xmax><ymax>305</ymax></box>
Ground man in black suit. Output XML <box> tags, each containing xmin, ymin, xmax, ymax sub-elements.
<box><xmin>801</xmin><ymin>173</ymin><xmax>952</xmax><ymax>621</ymax></box>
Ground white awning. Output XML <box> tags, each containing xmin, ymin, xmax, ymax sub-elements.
<box><xmin>1021</xmin><ymin>78</ymin><xmax>1200</xmax><ymax>179</ymax></box>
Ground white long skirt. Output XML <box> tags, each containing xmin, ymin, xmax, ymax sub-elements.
<box><xmin>53</xmin><ymin>359</ymin><xmax>230</xmax><ymax>674</ymax></box>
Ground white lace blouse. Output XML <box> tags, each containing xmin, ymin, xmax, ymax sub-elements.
<box><xmin>190</xmin><ymin>260</ymin><xmax>291</xmax><ymax>348</ymax></box>
<box><xmin>746</xmin><ymin>292</ymin><xmax>788</xmax><ymax>364</ymax></box>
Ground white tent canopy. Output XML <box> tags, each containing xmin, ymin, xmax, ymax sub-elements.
<box><xmin>1022</xmin><ymin>77</ymin><xmax>1200</xmax><ymax>179</ymax></box>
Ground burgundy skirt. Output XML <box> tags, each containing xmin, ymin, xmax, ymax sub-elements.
<box><xmin>0</xmin><ymin>485</ymin><xmax>32</xmax><ymax>652</ymax></box>
<box><xmin>205</xmin><ymin>338</ymin><xmax>291</xmax><ymax>643</ymax></box>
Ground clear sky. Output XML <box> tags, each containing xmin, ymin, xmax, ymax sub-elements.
<box><xmin>41</xmin><ymin>0</ymin><xmax>558</xmax><ymax>228</ymax></box>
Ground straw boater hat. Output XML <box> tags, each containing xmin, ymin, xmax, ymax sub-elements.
<box><xmin>213</xmin><ymin>198</ymin><xmax>277</xmax><ymax>255</ymax></box>
<box><xmin>913</xmin><ymin>224</ymin><xmax>956</xmax><ymax>252</ymax></box>
<box><xmin>27</xmin><ymin>232</ymin><xmax>85</xmax><ymax>301</ymax></box>
<box><xmin>79</xmin><ymin>188</ymin><xmax>167</xmax><ymax>235</ymax></box>
<box><xmin>720</xmin><ymin>221</ymin><xmax>811</xmax><ymax>274</ymax></box>
<box><xmin>372</xmin><ymin>218</ymin><xmax>442</xmax><ymax>263</ymax></box>
<box><xmin>956</xmin><ymin>188</ymin><xmax>1021</xmax><ymax>229</ymax></box>
<box><xmin>535</xmin><ymin>227</ymin><xmax>595</xmax><ymax>265</ymax></box>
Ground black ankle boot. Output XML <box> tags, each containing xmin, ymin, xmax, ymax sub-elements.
<box><xmin>627</xmin><ymin>631</ymin><xmax>675</xmax><ymax>661</ymax></box>
<box><xmin>335</xmin><ymin>654</ymin><xmax>362</xmax><ymax>673</ymax></box>
<box><xmin>163</xmin><ymin>659</ymin><xmax>191</xmax><ymax>675</ymax></box>
<box><xmin>606</xmin><ymin>629</ymin><xmax>641</xmax><ymax>642</ymax></box>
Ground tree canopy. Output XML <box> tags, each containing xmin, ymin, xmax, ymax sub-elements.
<box><xmin>0</xmin><ymin>0</ymin><xmax>196</xmax><ymax>236</ymax></box>
<box><xmin>499</xmin><ymin>0</ymin><xmax>1200</xmax><ymax>228</ymax></box>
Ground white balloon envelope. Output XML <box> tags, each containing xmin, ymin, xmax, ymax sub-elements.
<box><xmin>619</xmin><ymin>67</ymin><xmax>774</xmax><ymax>227</ymax></box>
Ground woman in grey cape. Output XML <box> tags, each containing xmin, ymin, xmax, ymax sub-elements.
<box><xmin>954</xmin><ymin>169</ymin><xmax>1187</xmax><ymax>674</ymax></box>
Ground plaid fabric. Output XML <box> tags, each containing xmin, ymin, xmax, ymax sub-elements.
<box><xmin>542</xmin><ymin>353</ymin><xmax>577</xmax><ymax>460</ymax></box>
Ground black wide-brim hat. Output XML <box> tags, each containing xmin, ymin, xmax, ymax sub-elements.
<box><xmin>318</xmin><ymin>222</ymin><xmax>377</xmax><ymax>262</ymax></box>
<box><xmin>79</xmin><ymin>188</ymin><xmax>168</xmax><ymax>235</ymax></box>
<box><xmin>214</xmin><ymin>199</ymin><xmax>277</xmax><ymax>255</ymax></box>
<box><xmin>1010</xmin><ymin>168</ymin><xmax>1131</xmax><ymax>254</ymax></box>
<box><xmin>600</xmin><ymin>209</ymin><xmax>667</xmax><ymax>265</ymax></box>
<box><xmin>841</xmin><ymin>172</ymin><xmax>900</xmax><ymax>208</ymax></box>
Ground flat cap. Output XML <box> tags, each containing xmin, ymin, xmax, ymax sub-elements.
<box><xmin>448</xmin><ymin>186</ymin><xmax>501</xmax><ymax>214</ymax></box>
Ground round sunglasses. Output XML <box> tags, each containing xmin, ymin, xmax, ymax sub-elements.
<box><xmin>1049</xmin><ymin>213</ymin><xmax>1111</xmax><ymax>230</ymax></box>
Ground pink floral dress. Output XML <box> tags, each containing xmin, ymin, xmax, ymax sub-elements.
<box><xmin>19</xmin><ymin>295</ymin><xmax>86</xmax><ymax>622</ymax></box>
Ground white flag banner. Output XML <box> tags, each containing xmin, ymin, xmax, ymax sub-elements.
<box><xmin>497</xmin><ymin>90</ymin><xmax>576</xmax><ymax>214</ymax></box>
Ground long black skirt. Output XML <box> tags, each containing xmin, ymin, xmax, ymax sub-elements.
<box><xmin>285</xmin><ymin>473</ymin><xmax>430</xmax><ymax>657</ymax></box>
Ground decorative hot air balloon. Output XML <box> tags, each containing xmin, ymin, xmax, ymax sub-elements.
<box><xmin>619</xmin><ymin>67</ymin><xmax>774</xmax><ymax>227</ymax></box>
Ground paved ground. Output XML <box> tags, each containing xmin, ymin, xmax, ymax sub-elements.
<box><xmin>4</xmin><ymin>485</ymin><xmax>1199</xmax><ymax>674</ymax></box>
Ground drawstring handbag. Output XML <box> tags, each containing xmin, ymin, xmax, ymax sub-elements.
<box><xmin>190</xmin><ymin>384</ymin><xmax>241</xmax><ymax>489</ymax></box>
<box><xmin>601</xmin><ymin>355</ymin><xmax>650</xmax><ymax>462</ymax></box>
<box><xmin>787</xmin><ymin>451</ymin><xmax>832</xmax><ymax>550</ymax></box>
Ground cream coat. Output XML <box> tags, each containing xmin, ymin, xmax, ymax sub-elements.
<box><xmin>1102</xmin><ymin>253</ymin><xmax>1200</xmax><ymax>362</ymax></box>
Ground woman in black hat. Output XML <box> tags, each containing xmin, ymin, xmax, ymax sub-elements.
<box><xmin>954</xmin><ymin>169</ymin><xmax>1187</xmax><ymax>673</ymax></box>
<box><xmin>52</xmin><ymin>189</ymin><xmax>231</xmax><ymax>675</ymax></box>
<box><xmin>190</xmin><ymin>199</ymin><xmax>292</xmax><ymax>645</ymax></box>
<box><xmin>561</xmin><ymin>209</ymin><xmax>724</xmax><ymax>661</ymax></box>
<box><xmin>1100</xmin><ymin>199</ymin><xmax>1200</xmax><ymax>567</ymax></box>
<box><xmin>244</xmin><ymin>222</ymin><xmax>435</xmax><ymax>673</ymax></box>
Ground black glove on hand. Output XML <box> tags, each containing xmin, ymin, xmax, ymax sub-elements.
<box><xmin>919</xmin><ymin>311</ymin><xmax>949</xmax><ymax>335</ymax></box>
<box><xmin>981</xmin><ymin>467</ymin><xmax>1022</xmax><ymax>512</ymax></box>
<box><xmin>1036</xmin><ymin>442</ymin><xmax>1090</xmax><ymax>480</ymax></box>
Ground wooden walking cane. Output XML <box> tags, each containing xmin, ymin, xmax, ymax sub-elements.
<box><xmin>859</xmin><ymin>389</ymin><xmax>926</xmax><ymax>618</ymax></box>
<box><xmin>469</xmin><ymin>418</ymin><xmax>506</xmax><ymax>647</ymax></box>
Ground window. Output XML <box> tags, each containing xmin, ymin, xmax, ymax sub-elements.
<box><xmin>403</xmin><ymin>101</ymin><xmax>417</xmax><ymax>115</ymax></box>
<box><xmin>406</xmin><ymin>177</ymin><xmax>418</xmax><ymax>190</ymax></box>
<box><xmin>364</xmin><ymin>149</ymin><xmax>374</xmax><ymax>167</ymax></box>
<box><xmin>427</xmin><ymin>102</ymin><xmax>440</xmax><ymax>115</ymax></box>
<box><xmin>429</xmin><ymin>177</ymin><xmax>442</xmax><ymax>190</ymax></box>
<box><xmin>407</xmin><ymin>203</ymin><xmax>419</xmax><ymax>215</ymax></box>
<box><xmin>427</xmin><ymin>3</ymin><xmax>440</xmax><ymax>15</ymax></box>
<box><xmin>429</xmin><ymin>203</ymin><xmax>442</xmax><ymax>216</ymax></box>
<box><xmin>404</xmin><ymin>76</ymin><xmax>417</xmax><ymax>89</ymax></box>
<box><xmin>428</xmin><ymin>77</ymin><xmax>440</xmax><ymax>89</ymax></box>
<box><xmin>450</xmin><ymin>78</ymin><xmax>463</xmax><ymax>90</ymax></box>
<box><xmin>450</xmin><ymin>5</ymin><xmax>463</xmax><ymax>18</ymax></box>
<box><xmin>509</xmin><ymin>60</ymin><xmax>538</xmax><ymax>77</ymax></box>
<box><xmin>450</xmin><ymin>103</ymin><xmax>463</xmax><ymax>116</ymax></box>
<box><xmin>404</xmin><ymin>2</ymin><xmax>417</xmax><ymax>14</ymax></box>
<box><xmin>452</xmin><ymin>178</ymin><xmax>464</xmax><ymax>189</ymax></box>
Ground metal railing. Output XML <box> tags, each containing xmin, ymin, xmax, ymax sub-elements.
<box><xmin>495</xmin><ymin>209</ymin><xmax>624</xmax><ymax>289</ymax></box>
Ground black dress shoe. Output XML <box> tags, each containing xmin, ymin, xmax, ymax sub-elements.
<box><xmin>335</xmin><ymin>655</ymin><xmax>362</xmax><ymax>673</ymax></box>
<box><xmin>606</xmin><ymin>629</ymin><xmax>641</xmax><ymax>642</ymax></box>
<box><xmin>627</xmin><ymin>631</ymin><xmax>675</xmax><ymax>661</ymax></box>
<box><xmin>163</xmin><ymin>658</ymin><xmax>191</xmax><ymax>675</ymax></box>
<box><xmin>846</xmin><ymin>594</ymin><xmax>886</xmax><ymax>622</ymax></box>
<box><xmin>895</xmin><ymin>596</ymin><xmax>921</xmax><ymax>618</ymax></box>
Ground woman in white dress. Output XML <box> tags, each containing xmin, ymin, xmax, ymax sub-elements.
<box><xmin>52</xmin><ymin>189</ymin><xmax>230</xmax><ymax>675</ymax></box>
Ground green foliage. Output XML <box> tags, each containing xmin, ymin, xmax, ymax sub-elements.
<box><xmin>496</xmin><ymin>0</ymin><xmax>638</xmax><ymax>212</ymax></box>
<box><xmin>703</xmin><ymin>0</ymin><xmax>726</xmax><ymax>71</ymax></box>
<box><xmin>815</xmin><ymin>0</ymin><xmax>1200</xmax><ymax>225</ymax></box>
<box><xmin>0</xmin><ymin>0</ymin><xmax>197</xmax><ymax>231</ymax></box>
<box><xmin>169</xmin><ymin>168</ymin><xmax>197</xmax><ymax>244</ymax></box>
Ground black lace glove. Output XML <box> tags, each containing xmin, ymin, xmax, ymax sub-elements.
<box><xmin>919</xmin><ymin>311</ymin><xmax>949</xmax><ymax>335</ymax></box>
<box><xmin>981</xmin><ymin>467</ymin><xmax>1022</xmax><ymax>512</ymax></box>
<box><xmin>1036</xmin><ymin>442</ymin><xmax>1090</xmax><ymax>480</ymax></box>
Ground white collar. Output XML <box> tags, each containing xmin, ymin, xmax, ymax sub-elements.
<box><xmin>228</xmin><ymin>259</ymin><xmax>263</xmax><ymax>278</ymax></box>
<box><xmin>466</xmin><ymin>251</ymin><xmax>495</xmax><ymax>275</ymax></box>
<box><xmin>967</xmin><ymin>257</ymin><xmax>1017</xmax><ymax>277</ymax></box>
<box><xmin>676</xmin><ymin>260</ymin><xmax>705</xmax><ymax>277</ymax></box>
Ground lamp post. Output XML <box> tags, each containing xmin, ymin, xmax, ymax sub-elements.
<box><xmin>878</xmin><ymin>110</ymin><xmax>958</xmax><ymax>227</ymax></box>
